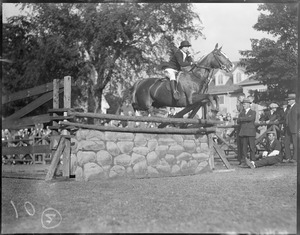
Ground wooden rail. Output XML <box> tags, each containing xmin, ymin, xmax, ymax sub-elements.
<box><xmin>60</xmin><ymin>121</ymin><xmax>216</xmax><ymax>134</ymax></box>
<box><xmin>216</xmin><ymin>121</ymin><xmax>284</xmax><ymax>129</ymax></box>
<box><xmin>2</xmin><ymin>145</ymin><xmax>51</xmax><ymax>155</ymax></box>
<box><xmin>2</xmin><ymin>81</ymin><xmax>64</xmax><ymax>105</ymax></box>
<box><xmin>68</xmin><ymin>111</ymin><xmax>224</xmax><ymax>125</ymax></box>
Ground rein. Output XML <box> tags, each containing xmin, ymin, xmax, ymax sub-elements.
<box><xmin>190</xmin><ymin>50</ymin><xmax>229</xmax><ymax>77</ymax></box>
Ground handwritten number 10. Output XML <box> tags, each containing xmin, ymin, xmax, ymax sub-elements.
<box><xmin>10</xmin><ymin>200</ymin><xmax>62</xmax><ymax>229</ymax></box>
<box><xmin>10</xmin><ymin>200</ymin><xmax>35</xmax><ymax>218</ymax></box>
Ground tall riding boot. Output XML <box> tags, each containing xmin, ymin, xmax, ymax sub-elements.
<box><xmin>170</xmin><ymin>80</ymin><xmax>180</xmax><ymax>100</ymax></box>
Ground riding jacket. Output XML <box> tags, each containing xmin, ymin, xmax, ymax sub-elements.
<box><xmin>162</xmin><ymin>49</ymin><xmax>193</xmax><ymax>71</ymax></box>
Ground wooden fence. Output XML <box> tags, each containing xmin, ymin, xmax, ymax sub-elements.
<box><xmin>2</xmin><ymin>76</ymin><xmax>72</xmax><ymax>176</ymax></box>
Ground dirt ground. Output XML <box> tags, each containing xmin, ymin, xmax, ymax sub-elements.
<box><xmin>1</xmin><ymin>161</ymin><xmax>297</xmax><ymax>234</ymax></box>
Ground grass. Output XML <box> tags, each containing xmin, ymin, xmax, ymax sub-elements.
<box><xmin>1</xmin><ymin>161</ymin><xmax>297</xmax><ymax>234</ymax></box>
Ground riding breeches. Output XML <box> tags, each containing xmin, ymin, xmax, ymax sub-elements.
<box><xmin>164</xmin><ymin>68</ymin><xmax>178</xmax><ymax>81</ymax></box>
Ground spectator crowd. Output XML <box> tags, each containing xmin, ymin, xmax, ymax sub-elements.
<box><xmin>2</xmin><ymin>123</ymin><xmax>51</xmax><ymax>164</ymax></box>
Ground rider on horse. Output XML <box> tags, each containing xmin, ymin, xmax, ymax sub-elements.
<box><xmin>162</xmin><ymin>40</ymin><xmax>194</xmax><ymax>100</ymax></box>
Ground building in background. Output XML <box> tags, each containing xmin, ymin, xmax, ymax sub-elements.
<box><xmin>206</xmin><ymin>62</ymin><xmax>267</xmax><ymax>118</ymax></box>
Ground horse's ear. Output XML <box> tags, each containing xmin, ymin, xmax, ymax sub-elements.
<box><xmin>219</xmin><ymin>46</ymin><xmax>222</xmax><ymax>51</ymax></box>
<box><xmin>215</xmin><ymin>43</ymin><xmax>218</xmax><ymax>49</ymax></box>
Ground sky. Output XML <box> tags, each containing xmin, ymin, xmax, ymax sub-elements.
<box><xmin>2</xmin><ymin>3</ymin><xmax>274</xmax><ymax>62</ymax></box>
<box><xmin>192</xmin><ymin>3</ymin><xmax>273</xmax><ymax>62</ymax></box>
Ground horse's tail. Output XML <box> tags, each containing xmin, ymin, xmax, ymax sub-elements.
<box><xmin>129</xmin><ymin>80</ymin><xmax>141</xmax><ymax>111</ymax></box>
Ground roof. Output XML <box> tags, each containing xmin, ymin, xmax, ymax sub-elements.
<box><xmin>238</xmin><ymin>75</ymin><xmax>261</xmax><ymax>86</ymax></box>
<box><xmin>208</xmin><ymin>70</ymin><xmax>242</xmax><ymax>95</ymax></box>
<box><xmin>231</xmin><ymin>61</ymin><xmax>246</xmax><ymax>73</ymax></box>
<box><xmin>208</xmin><ymin>84</ymin><xmax>242</xmax><ymax>95</ymax></box>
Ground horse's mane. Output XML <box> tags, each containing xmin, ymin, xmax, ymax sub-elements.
<box><xmin>197</xmin><ymin>53</ymin><xmax>209</xmax><ymax>64</ymax></box>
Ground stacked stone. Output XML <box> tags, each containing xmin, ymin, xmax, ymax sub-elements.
<box><xmin>72</xmin><ymin>129</ymin><xmax>212</xmax><ymax>181</ymax></box>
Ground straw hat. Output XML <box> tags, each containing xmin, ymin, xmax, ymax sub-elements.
<box><xmin>269</xmin><ymin>103</ymin><xmax>279</xmax><ymax>108</ymax></box>
<box><xmin>286</xmin><ymin>93</ymin><xmax>296</xmax><ymax>100</ymax></box>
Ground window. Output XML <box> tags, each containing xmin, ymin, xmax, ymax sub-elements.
<box><xmin>218</xmin><ymin>95</ymin><xmax>225</xmax><ymax>105</ymax></box>
<box><xmin>217</xmin><ymin>74</ymin><xmax>224</xmax><ymax>85</ymax></box>
<box><xmin>236</xmin><ymin>72</ymin><xmax>242</xmax><ymax>83</ymax></box>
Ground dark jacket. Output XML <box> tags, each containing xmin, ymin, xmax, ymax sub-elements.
<box><xmin>238</xmin><ymin>108</ymin><xmax>256</xmax><ymax>137</ymax></box>
<box><xmin>265</xmin><ymin>138</ymin><xmax>282</xmax><ymax>158</ymax></box>
<box><xmin>286</xmin><ymin>104</ymin><xmax>297</xmax><ymax>134</ymax></box>
<box><xmin>259</xmin><ymin>109</ymin><xmax>281</xmax><ymax>122</ymax></box>
<box><xmin>162</xmin><ymin>49</ymin><xmax>193</xmax><ymax>71</ymax></box>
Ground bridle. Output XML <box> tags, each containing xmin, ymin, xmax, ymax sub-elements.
<box><xmin>190</xmin><ymin>50</ymin><xmax>232</xmax><ymax>93</ymax></box>
<box><xmin>191</xmin><ymin>50</ymin><xmax>231</xmax><ymax>73</ymax></box>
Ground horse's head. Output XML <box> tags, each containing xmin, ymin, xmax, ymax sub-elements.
<box><xmin>211</xmin><ymin>43</ymin><xmax>233</xmax><ymax>72</ymax></box>
<box><xmin>196</xmin><ymin>43</ymin><xmax>233</xmax><ymax>72</ymax></box>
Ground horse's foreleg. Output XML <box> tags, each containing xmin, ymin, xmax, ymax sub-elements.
<box><xmin>213</xmin><ymin>95</ymin><xmax>219</xmax><ymax>111</ymax></box>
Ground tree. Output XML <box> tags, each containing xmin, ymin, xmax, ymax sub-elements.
<box><xmin>239</xmin><ymin>3</ymin><xmax>298</xmax><ymax>102</ymax></box>
<box><xmin>2</xmin><ymin>3</ymin><xmax>203</xmax><ymax>120</ymax></box>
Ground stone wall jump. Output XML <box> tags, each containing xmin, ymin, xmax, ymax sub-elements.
<box><xmin>71</xmin><ymin>129</ymin><xmax>212</xmax><ymax>181</ymax></box>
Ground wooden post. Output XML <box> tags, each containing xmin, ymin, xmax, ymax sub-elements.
<box><xmin>62</xmin><ymin>76</ymin><xmax>71</xmax><ymax>177</ymax></box>
<box><xmin>203</xmin><ymin>104</ymin><xmax>207</xmax><ymax>119</ymax></box>
<box><xmin>52</xmin><ymin>79</ymin><xmax>60</xmax><ymax>135</ymax></box>
<box><xmin>204</xmin><ymin>103</ymin><xmax>214</xmax><ymax>170</ymax></box>
<box><xmin>213</xmin><ymin>142</ymin><xmax>233</xmax><ymax>169</ymax></box>
<box><xmin>45</xmin><ymin>137</ymin><xmax>65</xmax><ymax>181</ymax></box>
<box><xmin>208</xmin><ymin>133</ymin><xmax>215</xmax><ymax>170</ymax></box>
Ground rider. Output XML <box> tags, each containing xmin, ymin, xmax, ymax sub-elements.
<box><xmin>163</xmin><ymin>40</ymin><xmax>194</xmax><ymax>100</ymax></box>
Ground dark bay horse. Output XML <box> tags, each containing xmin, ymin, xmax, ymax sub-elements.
<box><xmin>130</xmin><ymin>44</ymin><xmax>233</xmax><ymax>115</ymax></box>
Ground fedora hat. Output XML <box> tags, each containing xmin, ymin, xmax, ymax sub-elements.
<box><xmin>179</xmin><ymin>40</ymin><xmax>191</xmax><ymax>49</ymax></box>
<box><xmin>242</xmin><ymin>98</ymin><xmax>251</xmax><ymax>103</ymax></box>
<box><xmin>286</xmin><ymin>93</ymin><xmax>296</xmax><ymax>100</ymax></box>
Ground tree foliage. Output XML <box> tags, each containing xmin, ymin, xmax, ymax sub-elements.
<box><xmin>239</xmin><ymin>3</ymin><xmax>298</xmax><ymax>102</ymax></box>
<box><xmin>2</xmin><ymin>3</ymin><xmax>203</xmax><ymax>118</ymax></box>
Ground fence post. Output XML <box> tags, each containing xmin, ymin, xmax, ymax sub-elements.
<box><xmin>52</xmin><ymin>79</ymin><xmax>60</xmax><ymax>134</ymax></box>
<box><xmin>62</xmin><ymin>76</ymin><xmax>71</xmax><ymax>177</ymax></box>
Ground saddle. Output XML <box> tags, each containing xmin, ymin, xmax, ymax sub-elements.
<box><xmin>151</xmin><ymin>73</ymin><xmax>184</xmax><ymax>97</ymax></box>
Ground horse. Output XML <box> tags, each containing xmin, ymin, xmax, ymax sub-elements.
<box><xmin>130</xmin><ymin>43</ymin><xmax>233</xmax><ymax>118</ymax></box>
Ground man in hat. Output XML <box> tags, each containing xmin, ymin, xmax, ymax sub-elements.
<box><xmin>162</xmin><ymin>40</ymin><xmax>194</xmax><ymax>100</ymax></box>
<box><xmin>283</xmin><ymin>93</ymin><xmax>297</xmax><ymax>163</ymax></box>
<box><xmin>261</xmin><ymin>102</ymin><xmax>281</xmax><ymax>138</ymax></box>
<box><xmin>260</xmin><ymin>103</ymin><xmax>280</xmax><ymax>123</ymax></box>
<box><xmin>235</xmin><ymin>93</ymin><xmax>246</xmax><ymax>164</ymax></box>
<box><xmin>237</xmin><ymin>98</ymin><xmax>257</xmax><ymax>167</ymax></box>
<box><xmin>245</xmin><ymin>130</ymin><xmax>282</xmax><ymax>168</ymax></box>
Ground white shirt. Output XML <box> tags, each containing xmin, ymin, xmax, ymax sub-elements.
<box><xmin>245</xmin><ymin>108</ymin><xmax>251</xmax><ymax>114</ymax></box>
<box><xmin>180</xmin><ymin>49</ymin><xmax>187</xmax><ymax>61</ymax></box>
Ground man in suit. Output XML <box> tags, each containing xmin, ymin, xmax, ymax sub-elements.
<box><xmin>283</xmin><ymin>93</ymin><xmax>297</xmax><ymax>163</ymax></box>
<box><xmin>163</xmin><ymin>40</ymin><xmax>194</xmax><ymax>100</ymax></box>
<box><xmin>236</xmin><ymin>93</ymin><xmax>246</xmax><ymax>164</ymax></box>
<box><xmin>237</xmin><ymin>98</ymin><xmax>256</xmax><ymax>167</ymax></box>
<box><xmin>260</xmin><ymin>102</ymin><xmax>281</xmax><ymax>139</ymax></box>
<box><xmin>245</xmin><ymin>130</ymin><xmax>282</xmax><ymax>168</ymax></box>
